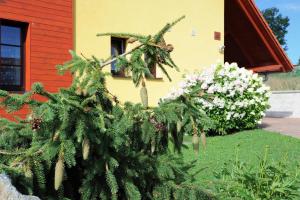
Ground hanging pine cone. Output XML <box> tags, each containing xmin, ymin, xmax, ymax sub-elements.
<box><xmin>24</xmin><ymin>164</ymin><xmax>33</xmax><ymax>178</ymax></box>
<box><xmin>54</xmin><ymin>156</ymin><xmax>64</xmax><ymax>190</ymax></box>
<box><xmin>192</xmin><ymin>133</ymin><xmax>200</xmax><ymax>156</ymax></box>
<box><xmin>53</xmin><ymin>131</ymin><xmax>60</xmax><ymax>141</ymax></box>
<box><xmin>30</xmin><ymin>118</ymin><xmax>42</xmax><ymax>131</ymax></box>
<box><xmin>151</xmin><ymin>138</ymin><xmax>156</xmax><ymax>154</ymax></box>
<box><xmin>149</xmin><ymin>116</ymin><xmax>166</xmax><ymax>132</ymax></box>
<box><xmin>155</xmin><ymin>123</ymin><xmax>165</xmax><ymax>132</ymax></box>
<box><xmin>176</xmin><ymin>121</ymin><xmax>182</xmax><ymax>132</ymax></box>
<box><xmin>74</xmin><ymin>69</ymin><xmax>91</xmax><ymax>96</ymax></box>
<box><xmin>82</xmin><ymin>137</ymin><xmax>90</xmax><ymax>160</ymax></box>
<box><xmin>140</xmin><ymin>80</ymin><xmax>148</xmax><ymax>108</ymax></box>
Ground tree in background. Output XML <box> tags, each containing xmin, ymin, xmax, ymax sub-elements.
<box><xmin>261</xmin><ymin>7</ymin><xmax>290</xmax><ymax>50</ymax></box>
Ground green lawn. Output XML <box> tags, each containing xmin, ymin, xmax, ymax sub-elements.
<box><xmin>182</xmin><ymin>129</ymin><xmax>300</xmax><ymax>189</ymax></box>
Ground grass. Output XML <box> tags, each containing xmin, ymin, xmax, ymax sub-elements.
<box><xmin>182</xmin><ymin>129</ymin><xmax>300</xmax><ymax>189</ymax></box>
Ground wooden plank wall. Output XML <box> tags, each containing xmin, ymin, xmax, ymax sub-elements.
<box><xmin>0</xmin><ymin>0</ymin><xmax>73</xmax><ymax>119</ymax></box>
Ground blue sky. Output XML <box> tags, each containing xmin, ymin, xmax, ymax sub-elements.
<box><xmin>256</xmin><ymin>0</ymin><xmax>300</xmax><ymax>64</ymax></box>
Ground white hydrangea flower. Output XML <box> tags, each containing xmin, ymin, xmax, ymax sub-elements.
<box><xmin>207</xmin><ymin>86</ymin><xmax>215</xmax><ymax>94</ymax></box>
<box><xmin>162</xmin><ymin>62</ymin><xmax>270</xmax><ymax>132</ymax></box>
<box><xmin>213</xmin><ymin>97</ymin><xmax>225</xmax><ymax>108</ymax></box>
<box><xmin>201</xmin><ymin>82</ymin><xmax>208</xmax><ymax>90</ymax></box>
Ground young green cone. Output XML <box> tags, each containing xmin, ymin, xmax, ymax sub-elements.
<box><xmin>75</xmin><ymin>69</ymin><xmax>90</xmax><ymax>96</ymax></box>
<box><xmin>191</xmin><ymin>118</ymin><xmax>200</xmax><ymax>156</ymax></box>
<box><xmin>53</xmin><ymin>131</ymin><xmax>60</xmax><ymax>141</ymax></box>
<box><xmin>176</xmin><ymin>121</ymin><xmax>182</xmax><ymax>132</ymax></box>
<box><xmin>151</xmin><ymin>138</ymin><xmax>156</xmax><ymax>153</ymax></box>
<box><xmin>140</xmin><ymin>80</ymin><xmax>148</xmax><ymax>108</ymax></box>
<box><xmin>54</xmin><ymin>156</ymin><xmax>64</xmax><ymax>190</ymax></box>
<box><xmin>192</xmin><ymin>133</ymin><xmax>200</xmax><ymax>156</ymax></box>
<box><xmin>82</xmin><ymin>137</ymin><xmax>90</xmax><ymax>160</ymax></box>
<box><xmin>24</xmin><ymin>164</ymin><xmax>33</xmax><ymax>178</ymax></box>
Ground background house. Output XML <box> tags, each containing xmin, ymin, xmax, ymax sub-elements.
<box><xmin>75</xmin><ymin>0</ymin><xmax>224</xmax><ymax>105</ymax></box>
<box><xmin>0</xmin><ymin>0</ymin><xmax>294</xmax><ymax>118</ymax></box>
<box><xmin>75</xmin><ymin>0</ymin><xmax>293</xmax><ymax>105</ymax></box>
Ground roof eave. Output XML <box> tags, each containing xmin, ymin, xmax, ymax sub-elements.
<box><xmin>238</xmin><ymin>0</ymin><xmax>294</xmax><ymax>72</ymax></box>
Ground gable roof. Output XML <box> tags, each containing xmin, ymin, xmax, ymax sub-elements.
<box><xmin>225</xmin><ymin>0</ymin><xmax>294</xmax><ymax>73</ymax></box>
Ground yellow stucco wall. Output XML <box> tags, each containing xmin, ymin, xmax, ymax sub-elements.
<box><xmin>75</xmin><ymin>0</ymin><xmax>224</xmax><ymax>105</ymax></box>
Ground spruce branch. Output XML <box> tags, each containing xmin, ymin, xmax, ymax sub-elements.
<box><xmin>154</xmin><ymin>15</ymin><xmax>185</xmax><ymax>43</ymax></box>
<box><xmin>32</xmin><ymin>83</ymin><xmax>58</xmax><ymax>102</ymax></box>
<box><xmin>95</xmin><ymin>16</ymin><xmax>185</xmax><ymax>87</ymax></box>
<box><xmin>100</xmin><ymin>43</ymin><xmax>144</xmax><ymax>69</ymax></box>
<box><xmin>0</xmin><ymin>150</ymin><xmax>26</xmax><ymax>155</ymax></box>
<box><xmin>99</xmin><ymin>41</ymin><xmax>168</xmax><ymax>69</ymax></box>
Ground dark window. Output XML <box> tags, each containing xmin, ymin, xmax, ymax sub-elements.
<box><xmin>0</xmin><ymin>20</ymin><xmax>26</xmax><ymax>91</ymax></box>
<box><xmin>111</xmin><ymin>37</ymin><xmax>126</xmax><ymax>77</ymax></box>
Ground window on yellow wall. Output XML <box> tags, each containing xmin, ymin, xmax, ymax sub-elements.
<box><xmin>0</xmin><ymin>19</ymin><xmax>27</xmax><ymax>91</ymax></box>
<box><xmin>111</xmin><ymin>37</ymin><xmax>159</xmax><ymax>79</ymax></box>
<box><xmin>111</xmin><ymin>37</ymin><xmax>126</xmax><ymax>77</ymax></box>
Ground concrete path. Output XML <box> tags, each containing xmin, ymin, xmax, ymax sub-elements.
<box><xmin>261</xmin><ymin>118</ymin><xmax>300</xmax><ymax>138</ymax></box>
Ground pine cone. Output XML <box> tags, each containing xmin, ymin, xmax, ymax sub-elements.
<box><xmin>24</xmin><ymin>165</ymin><xmax>33</xmax><ymax>178</ymax></box>
<box><xmin>192</xmin><ymin>133</ymin><xmax>199</xmax><ymax>156</ymax></box>
<box><xmin>140</xmin><ymin>81</ymin><xmax>148</xmax><ymax>108</ymax></box>
<box><xmin>30</xmin><ymin>118</ymin><xmax>42</xmax><ymax>131</ymax></box>
<box><xmin>149</xmin><ymin>116</ymin><xmax>166</xmax><ymax>132</ymax></box>
<box><xmin>53</xmin><ymin>131</ymin><xmax>60</xmax><ymax>141</ymax></box>
<box><xmin>82</xmin><ymin>138</ymin><xmax>90</xmax><ymax>160</ymax></box>
<box><xmin>151</xmin><ymin>138</ymin><xmax>156</xmax><ymax>153</ymax></box>
<box><xmin>176</xmin><ymin>121</ymin><xmax>182</xmax><ymax>132</ymax></box>
<box><xmin>54</xmin><ymin>156</ymin><xmax>64</xmax><ymax>190</ymax></box>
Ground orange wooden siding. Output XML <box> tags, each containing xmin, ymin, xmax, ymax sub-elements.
<box><xmin>0</xmin><ymin>0</ymin><xmax>73</xmax><ymax>119</ymax></box>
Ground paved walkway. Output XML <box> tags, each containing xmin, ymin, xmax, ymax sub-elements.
<box><xmin>261</xmin><ymin>118</ymin><xmax>300</xmax><ymax>138</ymax></box>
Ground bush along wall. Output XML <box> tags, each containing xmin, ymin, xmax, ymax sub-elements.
<box><xmin>0</xmin><ymin>17</ymin><xmax>214</xmax><ymax>200</ymax></box>
<box><xmin>162</xmin><ymin>62</ymin><xmax>271</xmax><ymax>135</ymax></box>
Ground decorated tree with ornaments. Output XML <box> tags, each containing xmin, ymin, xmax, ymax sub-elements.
<box><xmin>0</xmin><ymin>16</ymin><xmax>214</xmax><ymax>200</ymax></box>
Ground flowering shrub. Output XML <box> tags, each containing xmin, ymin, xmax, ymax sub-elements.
<box><xmin>162</xmin><ymin>62</ymin><xmax>271</xmax><ymax>134</ymax></box>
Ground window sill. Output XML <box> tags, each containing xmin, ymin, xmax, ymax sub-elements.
<box><xmin>112</xmin><ymin>75</ymin><xmax>163</xmax><ymax>81</ymax></box>
<box><xmin>9</xmin><ymin>91</ymin><xmax>26</xmax><ymax>94</ymax></box>
<box><xmin>146</xmin><ymin>77</ymin><xmax>163</xmax><ymax>81</ymax></box>
<box><xmin>0</xmin><ymin>88</ymin><xmax>25</xmax><ymax>93</ymax></box>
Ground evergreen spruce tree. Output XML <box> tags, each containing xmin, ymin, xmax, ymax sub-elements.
<box><xmin>0</xmin><ymin>16</ymin><xmax>214</xmax><ymax>199</ymax></box>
